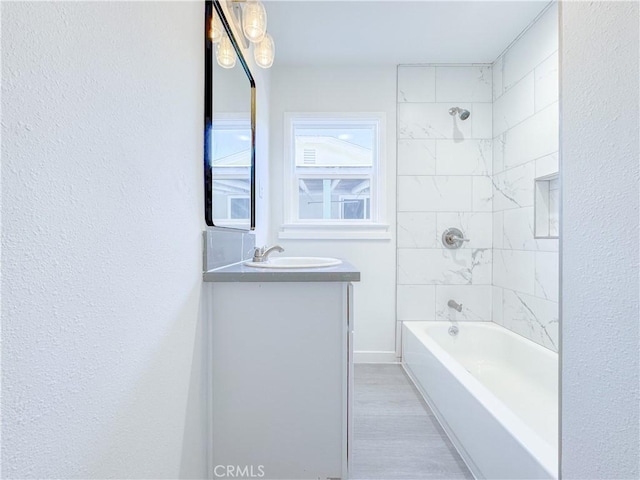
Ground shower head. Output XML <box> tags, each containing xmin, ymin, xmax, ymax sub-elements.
<box><xmin>448</xmin><ymin>106</ymin><xmax>470</xmax><ymax>120</ymax></box>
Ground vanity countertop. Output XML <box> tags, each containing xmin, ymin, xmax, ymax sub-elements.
<box><xmin>203</xmin><ymin>260</ymin><xmax>360</xmax><ymax>283</ymax></box>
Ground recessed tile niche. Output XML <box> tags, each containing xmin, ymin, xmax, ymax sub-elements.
<box><xmin>534</xmin><ymin>173</ymin><xmax>559</xmax><ymax>238</ymax></box>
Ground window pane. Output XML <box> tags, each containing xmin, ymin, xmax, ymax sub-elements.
<box><xmin>230</xmin><ymin>197</ymin><xmax>250</xmax><ymax>219</ymax></box>
<box><xmin>342</xmin><ymin>198</ymin><xmax>370</xmax><ymax>220</ymax></box>
<box><xmin>212</xmin><ymin>127</ymin><xmax>251</xmax><ymax>167</ymax></box>
<box><xmin>294</xmin><ymin>126</ymin><xmax>374</xmax><ymax>167</ymax></box>
<box><xmin>213</xmin><ymin>178</ymin><xmax>251</xmax><ymax>222</ymax></box>
<box><xmin>298</xmin><ymin>178</ymin><xmax>370</xmax><ymax>220</ymax></box>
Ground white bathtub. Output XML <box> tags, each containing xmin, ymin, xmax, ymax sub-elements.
<box><xmin>402</xmin><ymin>321</ymin><xmax>558</xmax><ymax>480</ymax></box>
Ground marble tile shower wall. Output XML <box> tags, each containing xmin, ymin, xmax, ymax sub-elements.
<box><xmin>492</xmin><ymin>4</ymin><xmax>559</xmax><ymax>351</ymax></box>
<box><xmin>396</xmin><ymin>65</ymin><xmax>494</xmax><ymax>333</ymax></box>
<box><xmin>395</xmin><ymin>4</ymin><xmax>559</xmax><ymax>353</ymax></box>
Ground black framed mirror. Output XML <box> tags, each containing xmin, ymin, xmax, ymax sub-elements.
<box><xmin>205</xmin><ymin>0</ymin><xmax>256</xmax><ymax>230</ymax></box>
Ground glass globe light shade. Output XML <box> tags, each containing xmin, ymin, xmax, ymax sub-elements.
<box><xmin>242</xmin><ymin>1</ymin><xmax>267</xmax><ymax>43</ymax></box>
<box><xmin>216</xmin><ymin>35</ymin><xmax>236</xmax><ymax>69</ymax></box>
<box><xmin>209</xmin><ymin>14</ymin><xmax>223</xmax><ymax>43</ymax></box>
<box><xmin>254</xmin><ymin>33</ymin><xmax>274</xmax><ymax>68</ymax></box>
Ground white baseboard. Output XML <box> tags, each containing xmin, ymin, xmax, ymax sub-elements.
<box><xmin>353</xmin><ymin>351</ymin><xmax>399</xmax><ymax>363</ymax></box>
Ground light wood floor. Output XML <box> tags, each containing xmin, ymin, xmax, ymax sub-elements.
<box><xmin>350</xmin><ymin>364</ymin><xmax>473</xmax><ymax>480</ymax></box>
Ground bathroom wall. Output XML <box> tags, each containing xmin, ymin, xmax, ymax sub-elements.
<box><xmin>2</xmin><ymin>3</ymin><xmax>211</xmax><ymax>477</ymax></box>
<box><xmin>268</xmin><ymin>66</ymin><xmax>397</xmax><ymax>362</ymax></box>
<box><xmin>491</xmin><ymin>3</ymin><xmax>559</xmax><ymax>351</ymax></box>
<box><xmin>396</xmin><ymin>65</ymin><xmax>494</xmax><ymax>342</ymax></box>
<box><xmin>561</xmin><ymin>2</ymin><xmax>640</xmax><ymax>477</ymax></box>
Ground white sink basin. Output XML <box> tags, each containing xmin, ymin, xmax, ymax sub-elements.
<box><xmin>245</xmin><ymin>256</ymin><xmax>342</xmax><ymax>269</ymax></box>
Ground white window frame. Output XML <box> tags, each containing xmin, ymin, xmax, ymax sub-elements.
<box><xmin>280</xmin><ymin>112</ymin><xmax>390</xmax><ymax>240</ymax></box>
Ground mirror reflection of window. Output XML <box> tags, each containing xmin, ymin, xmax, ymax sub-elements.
<box><xmin>229</xmin><ymin>196</ymin><xmax>251</xmax><ymax>219</ymax></box>
<box><xmin>211</xmin><ymin>34</ymin><xmax>252</xmax><ymax>228</ymax></box>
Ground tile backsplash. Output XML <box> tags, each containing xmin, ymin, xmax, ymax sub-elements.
<box><xmin>203</xmin><ymin>227</ymin><xmax>255</xmax><ymax>272</ymax></box>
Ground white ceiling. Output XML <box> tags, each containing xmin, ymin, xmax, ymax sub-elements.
<box><xmin>266</xmin><ymin>1</ymin><xmax>551</xmax><ymax>66</ymax></box>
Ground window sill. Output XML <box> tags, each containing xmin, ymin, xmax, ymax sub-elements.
<box><xmin>278</xmin><ymin>223</ymin><xmax>391</xmax><ymax>240</ymax></box>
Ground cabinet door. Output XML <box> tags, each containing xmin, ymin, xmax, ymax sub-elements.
<box><xmin>211</xmin><ymin>281</ymin><xmax>346</xmax><ymax>479</ymax></box>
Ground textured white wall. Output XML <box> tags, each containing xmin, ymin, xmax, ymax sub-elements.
<box><xmin>2</xmin><ymin>2</ymin><xmax>209</xmax><ymax>478</ymax></box>
<box><xmin>268</xmin><ymin>66</ymin><xmax>397</xmax><ymax>361</ymax></box>
<box><xmin>561</xmin><ymin>2</ymin><xmax>640</xmax><ymax>478</ymax></box>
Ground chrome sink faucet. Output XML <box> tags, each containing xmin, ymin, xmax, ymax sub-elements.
<box><xmin>252</xmin><ymin>245</ymin><xmax>284</xmax><ymax>263</ymax></box>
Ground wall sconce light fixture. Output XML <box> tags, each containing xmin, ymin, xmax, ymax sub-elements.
<box><xmin>242</xmin><ymin>0</ymin><xmax>267</xmax><ymax>43</ymax></box>
<box><xmin>254</xmin><ymin>33</ymin><xmax>275</xmax><ymax>68</ymax></box>
<box><xmin>209</xmin><ymin>13</ymin><xmax>223</xmax><ymax>43</ymax></box>
<box><xmin>216</xmin><ymin>34</ymin><xmax>237</xmax><ymax>69</ymax></box>
<box><xmin>209</xmin><ymin>0</ymin><xmax>275</xmax><ymax>69</ymax></box>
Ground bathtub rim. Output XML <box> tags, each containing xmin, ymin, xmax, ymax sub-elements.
<box><xmin>402</xmin><ymin>321</ymin><xmax>558</xmax><ymax>479</ymax></box>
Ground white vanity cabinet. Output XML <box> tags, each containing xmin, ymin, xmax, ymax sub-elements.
<box><xmin>205</xmin><ymin>263</ymin><xmax>359</xmax><ymax>480</ymax></box>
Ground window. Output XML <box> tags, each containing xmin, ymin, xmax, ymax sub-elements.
<box><xmin>281</xmin><ymin>113</ymin><xmax>389</xmax><ymax>240</ymax></box>
<box><xmin>228</xmin><ymin>195</ymin><xmax>251</xmax><ymax>220</ymax></box>
<box><xmin>339</xmin><ymin>195</ymin><xmax>370</xmax><ymax>220</ymax></box>
<box><xmin>211</xmin><ymin>118</ymin><xmax>252</xmax><ymax>226</ymax></box>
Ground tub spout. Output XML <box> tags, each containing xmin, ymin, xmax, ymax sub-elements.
<box><xmin>447</xmin><ymin>300</ymin><xmax>463</xmax><ymax>312</ymax></box>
